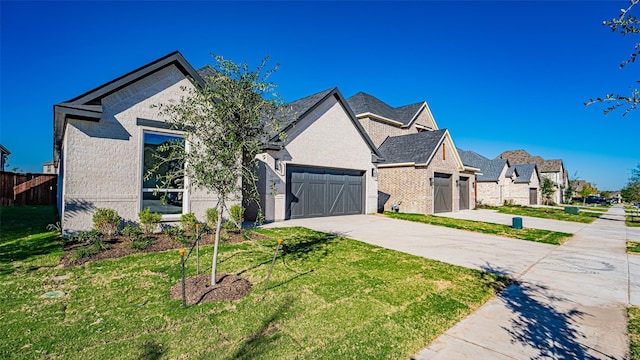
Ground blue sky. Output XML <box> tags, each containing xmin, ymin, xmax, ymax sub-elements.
<box><xmin>1</xmin><ymin>1</ymin><xmax>639</xmax><ymax>190</ymax></box>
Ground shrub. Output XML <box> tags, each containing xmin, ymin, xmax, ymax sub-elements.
<box><xmin>503</xmin><ymin>199</ymin><xmax>516</xmax><ymax>206</ymax></box>
<box><xmin>205</xmin><ymin>208</ymin><xmax>219</xmax><ymax>229</ymax></box>
<box><xmin>130</xmin><ymin>237</ymin><xmax>155</xmax><ymax>251</ymax></box>
<box><xmin>139</xmin><ymin>208</ymin><xmax>162</xmax><ymax>235</ymax></box>
<box><xmin>92</xmin><ymin>208</ymin><xmax>121</xmax><ymax>236</ymax></box>
<box><xmin>71</xmin><ymin>230</ymin><xmax>107</xmax><ymax>262</ymax></box>
<box><xmin>180</xmin><ymin>212</ymin><xmax>198</xmax><ymax>234</ymax></box>
<box><xmin>121</xmin><ymin>224</ymin><xmax>143</xmax><ymax>242</ymax></box>
<box><xmin>163</xmin><ymin>226</ymin><xmax>189</xmax><ymax>246</ymax></box>
<box><xmin>225</xmin><ymin>204</ymin><xmax>245</xmax><ymax>231</ymax></box>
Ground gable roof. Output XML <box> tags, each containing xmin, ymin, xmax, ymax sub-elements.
<box><xmin>346</xmin><ymin>92</ymin><xmax>426</xmax><ymax>128</ymax></box>
<box><xmin>511</xmin><ymin>163</ymin><xmax>538</xmax><ymax>184</ymax></box>
<box><xmin>496</xmin><ymin>149</ymin><xmax>564</xmax><ymax>173</ymax></box>
<box><xmin>457</xmin><ymin>148</ymin><xmax>509</xmax><ymax>182</ymax></box>
<box><xmin>268</xmin><ymin>87</ymin><xmax>382</xmax><ymax>159</ymax></box>
<box><xmin>378</xmin><ymin>130</ymin><xmax>447</xmax><ymax>164</ymax></box>
<box><xmin>53</xmin><ymin>51</ymin><xmax>204</xmax><ymax>164</ymax></box>
<box><xmin>0</xmin><ymin>144</ymin><xmax>10</xmax><ymax>156</ymax></box>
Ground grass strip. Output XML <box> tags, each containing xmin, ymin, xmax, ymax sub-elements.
<box><xmin>490</xmin><ymin>205</ymin><xmax>599</xmax><ymax>223</ymax></box>
<box><xmin>383</xmin><ymin>211</ymin><xmax>571</xmax><ymax>245</ymax></box>
<box><xmin>0</xmin><ymin>206</ymin><xmax>507</xmax><ymax>360</ymax></box>
<box><xmin>630</xmin><ymin>306</ymin><xmax>640</xmax><ymax>360</ymax></box>
<box><xmin>627</xmin><ymin>241</ymin><xmax>640</xmax><ymax>254</ymax></box>
<box><xmin>628</xmin><ymin>217</ymin><xmax>640</xmax><ymax>228</ymax></box>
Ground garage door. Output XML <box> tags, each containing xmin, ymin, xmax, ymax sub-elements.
<box><xmin>287</xmin><ymin>166</ymin><xmax>365</xmax><ymax>219</ymax></box>
<box><xmin>459</xmin><ymin>177</ymin><xmax>469</xmax><ymax>210</ymax></box>
<box><xmin>434</xmin><ymin>173</ymin><xmax>452</xmax><ymax>213</ymax></box>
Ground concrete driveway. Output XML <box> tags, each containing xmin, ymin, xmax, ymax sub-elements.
<box><xmin>262</xmin><ymin>214</ymin><xmax>554</xmax><ymax>280</ymax></box>
<box><xmin>261</xmin><ymin>206</ymin><xmax>631</xmax><ymax>359</ymax></box>
<box><xmin>434</xmin><ymin>209</ymin><xmax>588</xmax><ymax>233</ymax></box>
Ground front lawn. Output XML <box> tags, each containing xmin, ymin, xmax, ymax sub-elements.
<box><xmin>630</xmin><ymin>306</ymin><xmax>640</xmax><ymax>359</ymax></box>
<box><xmin>0</xmin><ymin>207</ymin><xmax>507</xmax><ymax>359</ymax></box>
<box><xmin>628</xmin><ymin>241</ymin><xmax>640</xmax><ymax>254</ymax></box>
<box><xmin>629</xmin><ymin>216</ymin><xmax>640</xmax><ymax>228</ymax></box>
<box><xmin>383</xmin><ymin>211</ymin><xmax>571</xmax><ymax>245</ymax></box>
<box><xmin>490</xmin><ymin>205</ymin><xmax>600</xmax><ymax>223</ymax></box>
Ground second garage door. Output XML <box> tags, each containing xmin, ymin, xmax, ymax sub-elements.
<box><xmin>434</xmin><ymin>173</ymin><xmax>452</xmax><ymax>213</ymax></box>
<box><xmin>287</xmin><ymin>166</ymin><xmax>365</xmax><ymax>219</ymax></box>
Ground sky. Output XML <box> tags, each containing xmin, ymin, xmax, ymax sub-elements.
<box><xmin>1</xmin><ymin>0</ymin><xmax>639</xmax><ymax>190</ymax></box>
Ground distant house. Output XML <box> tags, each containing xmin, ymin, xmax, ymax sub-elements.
<box><xmin>42</xmin><ymin>161</ymin><xmax>57</xmax><ymax>174</ymax></box>
<box><xmin>0</xmin><ymin>144</ymin><xmax>10</xmax><ymax>171</ymax></box>
<box><xmin>496</xmin><ymin>150</ymin><xmax>567</xmax><ymax>204</ymax></box>
<box><xmin>458</xmin><ymin>149</ymin><xmax>540</xmax><ymax>206</ymax></box>
<box><xmin>53</xmin><ymin>51</ymin><xmax>227</xmax><ymax>234</ymax></box>
<box><xmin>250</xmin><ymin>88</ymin><xmax>381</xmax><ymax>222</ymax></box>
<box><xmin>346</xmin><ymin>93</ymin><xmax>475</xmax><ymax>214</ymax></box>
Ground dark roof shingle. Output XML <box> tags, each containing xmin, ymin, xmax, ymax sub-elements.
<box><xmin>378</xmin><ymin>130</ymin><xmax>446</xmax><ymax>164</ymax></box>
<box><xmin>457</xmin><ymin>148</ymin><xmax>508</xmax><ymax>182</ymax></box>
<box><xmin>346</xmin><ymin>92</ymin><xmax>423</xmax><ymax>126</ymax></box>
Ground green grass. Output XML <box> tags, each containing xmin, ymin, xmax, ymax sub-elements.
<box><xmin>628</xmin><ymin>216</ymin><xmax>640</xmax><ymax>228</ymax></box>
<box><xmin>383</xmin><ymin>211</ymin><xmax>571</xmax><ymax>245</ymax></box>
<box><xmin>627</xmin><ymin>241</ymin><xmax>640</xmax><ymax>254</ymax></box>
<box><xmin>0</xmin><ymin>207</ymin><xmax>508</xmax><ymax>360</ymax></box>
<box><xmin>0</xmin><ymin>206</ymin><xmax>62</xmax><ymax>276</ymax></box>
<box><xmin>630</xmin><ymin>306</ymin><xmax>640</xmax><ymax>360</ymax></box>
<box><xmin>490</xmin><ymin>205</ymin><xmax>600</xmax><ymax>223</ymax></box>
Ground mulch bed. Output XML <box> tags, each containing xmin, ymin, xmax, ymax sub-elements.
<box><xmin>170</xmin><ymin>273</ymin><xmax>252</xmax><ymax>305</ymax></box>
<box><xmin>59</xmin><ymin>230</ymin><xmax>268</xmax><ymax>268</ymax></box>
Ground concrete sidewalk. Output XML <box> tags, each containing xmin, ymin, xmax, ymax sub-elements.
<box><xmin>434</xmin><ymin>209</ymin><xmax>588</xmax><ymax>234</ymax></box>
<box><xmin>415</xmin><ymin>205</ymin><xmax>629</xmax><ymax>359</ymax></box>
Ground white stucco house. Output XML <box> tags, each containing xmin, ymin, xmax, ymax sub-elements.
<box><xmin>248</xmin><ymin>88</ymin><xmax>382</xmax><ymax>222</ymax></box>
<box><xmin>53</xmin><ymin>51</ymin><xmax>234</xmax><ymax>234</ymax></box>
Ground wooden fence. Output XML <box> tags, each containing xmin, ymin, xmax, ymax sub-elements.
<box><xmin>0</xmin><ymin>172</ymin><xmax>57</xmax><ymax>206</ymax></box>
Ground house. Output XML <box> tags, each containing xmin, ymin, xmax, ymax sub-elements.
<box><xmin>42</xmin><ymin>161</ymin><xmax>57</xmax><ymax>174</ymax></box>
<box><xmin>496</xmin><ymin>150</ymin><xmax>567</xmax><ymax>204</ymax></box>
<box><xmin>0</xmin><ymin>144</ymin><xmax>9</xmax><ymax>170</ymax></box>
<box><xmin>53</xmin><ymin>51</ymin><xmax>229</xmax><ymax>234</ymax></box>
<box><xmin>458</xmin><ymin>149</ymin><xmax>540</xmax><ymax>206</ymax></box>
<box><xmin>347</xmin><ymin>92</ymin><xmax>438</xmax><ymax>147</ymax></box>
<box><xmin>344</xmin><ymin>92</ymin><xmax>475</xmax><ymax>214</ymax></box>
<box><xmin>376</xmin><ymin>131</ymin><xmax>475</xmax><ymax>213</ymax></box>
<box><xmin>250</xmin><ymin>88</ymin><xmax>382</xmax><ymax>222</ymax></box>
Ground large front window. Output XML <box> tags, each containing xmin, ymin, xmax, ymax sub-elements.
<box><xmin>142</xmin><ymin>131</ymin><xmax>184</xmax><ymax>215</ymax></box>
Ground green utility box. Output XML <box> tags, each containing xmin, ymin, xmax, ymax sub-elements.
<box><xmin>512</xmin><ymin>217</ymin><xmax>523</xmax><ymax>229</ymax></box>
<box><xmin>564</xmin><ymin>206</ymin><xmax>580</xmax><ymax>215</ymax></box>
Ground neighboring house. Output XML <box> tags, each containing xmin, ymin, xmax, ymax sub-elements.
<box><xmin>346</xmin><ymin>93</ymin><xmax>474</xmax><ymax>214</ymax></box>
<box><xmin>458</xmin><ymin>149</ymin><xmax>540</xmax><ymax>206</ymax></box>
<box><xmin>506</xmin><ymin>163</ymin><xmax>541</xmax><ymax>205</ymax></box>
<box><xmin>346</xmin><ymin>92</ymin><xmax>438</xmax><ymax>147</ymax></box>
<box><xmin>249</xmin><ymin>88</ymin><xmax>381</xmax><ymax>222</ymax></box>
<box><xmin>53</xmin><ymin>51</ymin><xmax>229</xmax><ymax>234</ymax></box>
<box><xmin>496</xmin><ymin>150</ymin><xmax>567</xmax><ymax>204</ymax></box>
<box><xmin>0</xmin><ymin>144</ymin><xmax>10</xmax><ymax>170</ymax></box>
<box><xmin>375</xmin><ymin>131</ymin><xmax>475</xmax><ymax>214</ymax></box>
<box><xmin>42</xmin><ymin>161</ymin><xmax>57</xmax><ymax>174</ymax></box>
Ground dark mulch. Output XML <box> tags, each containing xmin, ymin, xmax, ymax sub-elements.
<box><xmin>170</xmin><ymin>273</ymin><xmax>252</xmax><ymax>304</ymax></box>
<box><xmin>60</xmin><ymin>230</ymin><xmax>268</xmax><ymax>268</ymax></box>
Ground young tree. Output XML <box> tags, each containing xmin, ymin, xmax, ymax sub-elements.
<box><xmin>578</xmin><ymin>183</ymin><xmax>596</xmax><ymax>206</ymax></box>
<box><xmin>540</xmin><ymin>177</ymin><xmax>556</xmax><ymax>205</ymax></box>
<box><xmin>564</xmin><ymin>172</ymin><xmax>579</xmax><ymax>203</ymax></box>
<box><xmin>586</xmin><ymin>0</ymin><xmax>640</xmax><ymax>115</ymax></box>
<box><xmin>622</xmin><ymin>164</ymin><xmax>640</xmax><ymax>203</ymax></box>
<box><xmin>154</xmin><ymin>54</ymin><xmax>287</xmax><ymax>285</ymax></box>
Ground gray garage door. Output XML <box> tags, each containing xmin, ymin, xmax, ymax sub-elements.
<box><xmin>459</xmin><ymin>177</ymin><xmax>469</xmax><ymax>210</ymax></box>
<box><xmin>434</xmin><ymin>173</ymin><xmax>452</xmax><ymax>213</ymax></box>
<box><xmin>287</xmin><ymin>166</ymin><xmax>365</xmax><ymax>219</ymax></box>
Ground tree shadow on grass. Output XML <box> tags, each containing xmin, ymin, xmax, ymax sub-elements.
<box><xmin>138</xmin><ymin>340</ymin><xmax>164</xmax><ymax>360</ymax></box>
<box><xmin>232</xmin><ymin>297</ymin><xmax>293</xmax><ymax>360</ymax></box>
<box><xmin>480</xmin><ymin>263</ymin><xmax>611</xmax><ymax>360</ymax></box>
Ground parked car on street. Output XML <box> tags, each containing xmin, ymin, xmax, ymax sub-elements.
<box><xmin>584</xmin><ymin>195</ymin><xmax>609</xmax><ymax>205</ymax></box>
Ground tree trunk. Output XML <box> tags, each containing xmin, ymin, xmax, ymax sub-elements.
<box><xmin>211</xmin><ymin>204</ymin><xmax>223</xmax><ymax>285</ymax></box>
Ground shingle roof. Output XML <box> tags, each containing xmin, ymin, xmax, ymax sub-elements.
<box><xmin>346</xmin><ymin>92</ymin><xmax>423</xmax><ymax>126</ymax></box>
<box><xmin>281</xmin><ymin>88</ymin><xmax>336</xmax><ymax>128</ymax></box>
<box><xmin>496</xmin><ymin>149</ymin><xmax>563</xmax><ymax>173</ymax></box>
<box><xmin>378</xmin><ymin>130</ymin><xmax>446</xmax><ymax>164</ymax></box>
<box><xmin>457</xmin><ymin>148</ymin><xmax>508</xmax><ymax>182</ymax></box>
<box><xmin>511</xmin><ymin>163</ymin><xmax>537</xmax><ymax>184</ymax></box>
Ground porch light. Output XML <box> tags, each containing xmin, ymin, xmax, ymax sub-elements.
<box><xmin>429</xmin><ymin>177</ymin><xmax>434</xmax><ymax>186</ymax></box>
<box><xmin>372</xmin><ymin>168</ymin><xmax>377</xmax><ymax>178</ymax></box>
<box><xmin>274</xmin><ymin>158</ymin><xmax>281</xmax><ymax>171</ymax></box>
<box><xmin>456</xmin><ymin>179</ymin><xmax>460</xmax><ymax>187</ymax></box>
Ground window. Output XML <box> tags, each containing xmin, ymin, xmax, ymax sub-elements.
<box><xmin>142</xmin><ymin>131</ymin><xmax>185</xmax><ymax>215</ymax></box>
